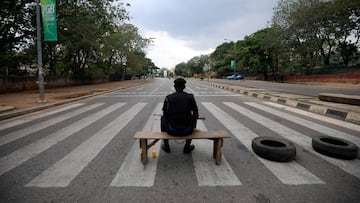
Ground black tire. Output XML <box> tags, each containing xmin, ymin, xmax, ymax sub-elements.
<box><xmin>251</xmin><ymin>137</ymin><xmax>296</xmax><ymax>162</ymax></box>
<box><xmin>312</xmin><ymin>135</ymin><xmax>358</xmax><ymax>160</ymax></box>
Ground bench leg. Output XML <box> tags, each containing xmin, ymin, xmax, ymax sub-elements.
<box><xmin>140</xmin><ymin>139</ymin><xmax>148</xmax><ymax>164</ymax></box>
<box><xmin>213</xmin><ymin>138</ymin><xmax>223</xmax><ymax>165</ymax></box>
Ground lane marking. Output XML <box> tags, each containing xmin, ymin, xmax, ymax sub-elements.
<box><xmin>192</xmin><ymin>120</ymin><xmax>241</xmax><ymax>186</ymax></box>
<box><xmin>0</xmin><ymin>103</ymin><xmax>125</xmax><ymax>176</ymax></box>
<box><xmin>204</xmin><ymin>102</ymin><xmax>324</xmax><ymax>185</ymax></box>
<box><xmin>0</xmin><ymin>103</ymin><xmax>103</xmax><ymax>146</ymax></box>
<box><xmin>225</xmin><ymin>102</ymin><xmax>360</xmax><ymax>180</ymax></box>
<box><xmin>263</xmin><ymin>102</ymin><xmax>360</xmax><ymax>132</ymax></box>
<box><xmin>196</xmin><ymin>87</ymin><xmax>208</xmax><ymax>90</ymax></box>
<box><xmin>186</xmin><ymin>87</ymin><xmax>197</xmax><ymax>95</ymax></box>
<box><xmin>26</xmin><ymin>103</ymin><xmax>147</xmax><ymax>187</ymax></box>
<box><xmin>149</xmin><ymin>88</ymin><xmax>159</xmax><ymax>95</ymax></box>
<box><xmin>0</xmin><ymin>103</ymin><xmax>84</xmax><ymax>131</ymax></box>
<box><xmin>110</xmin><ymin>103</ymin><xmax>162</xmax><ymax>187</ymax></box>
<box><xmin>246</xmin><ymin>102</ymin><xmax>360</xmax><ymax>146</ymax></box>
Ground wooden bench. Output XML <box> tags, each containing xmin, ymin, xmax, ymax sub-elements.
<box><xmin>133</xmin><ymin>130</ymin><xmax>231</xmax><ymax>165</ymax></box>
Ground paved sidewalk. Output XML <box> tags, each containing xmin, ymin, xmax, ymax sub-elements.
<box><xmin>0</xmin><ymin>79</ymin><xmax>150</xmax><ymax>120</ymax></box>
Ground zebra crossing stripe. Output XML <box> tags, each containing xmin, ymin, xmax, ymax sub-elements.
<box><xmin>245</xmin><ymin>102</ymin><xmax>360</xmax><ymax>146</ymax></box>
<box><xmin>110</xmin><ymin>103</ymin><xmax>162</xmax><ymax>187</ymax></box>
<box><xmin>203</xmin><ymin>102</ymin><xmax>324</xmax><ymax>185</ymax></box>
<box><xmin>0</xmin><ymin>103</ymin><xmax>103</xmax><ymax>147</ymax></box>
<box><xmin>0</xmin><ymin>103</ymin><xmax>84</xmax><ymax>131</ymax></box>
<box><xmin>0</xmin><ymin>103</ymin><xmax>125</xmax><ymax>176</ymax></box>
<box><xmin>224</xmin><ymin>102</ymin><xmax>360</xmax><ymax>180</ymax></box>
<box><xmin>186</xmin><ymin>87</ymin><xmax>197</xmax><ymax>95</ymax></box>
<box><xmin>150</xmin><ymin>88</ymin><xmax>159</xmax><ymax>95</ymax></box>
<box><xmin>263</xmin><ymin>102</ymin><xmax>360</xmax><ymax>132</ymax></box>
<box><xmin>192</xmin><ymin>120</ymin><xmax>241</xmax><ymax>186</ymax></box>
<box><xmin>26</xmin><ymin>103</ymin><xmax>147</xmax><ymax>187</ymax></box>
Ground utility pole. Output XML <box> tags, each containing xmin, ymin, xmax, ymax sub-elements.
<box><xmin>36</xmin><ymin>0</ymin><xmax>45</xmax><ymax>102</ymax></box>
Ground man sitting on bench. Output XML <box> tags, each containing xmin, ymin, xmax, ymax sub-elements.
<box><xmin>161</xmin><ymin>77</ymin><xmax>199</xmax><ymax>153</ymax></box>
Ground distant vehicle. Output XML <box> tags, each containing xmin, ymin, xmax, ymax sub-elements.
<box><xmin>226</xmin><ymin>74</ymin><xmax>244</xmax><ymax>80</ymax></box>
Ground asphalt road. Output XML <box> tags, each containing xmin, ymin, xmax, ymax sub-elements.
<box><xmin>0</xmin><ymin>78</ymin><xmax>359</xmax><ymax>202</ymax></box>
<box><xmin>210</xmin><ymin>79</ymin><xmax>360</xmax><ymax>96</ymax></box>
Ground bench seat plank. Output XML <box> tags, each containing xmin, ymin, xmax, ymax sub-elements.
<box><xmin>134</xmin><ymin>130</ymin><xmax>230</xmax><ymax>140</ymax></box>
<box><xmin>134</xmin><ymin>130</ymin><xmax>231</xmax><ymax>165</ymax></box>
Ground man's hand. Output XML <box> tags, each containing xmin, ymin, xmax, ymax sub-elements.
<box><xmin>193</xmin><ymin>111</ymin><xmax>199</xmax><ymax>119</ymax></box>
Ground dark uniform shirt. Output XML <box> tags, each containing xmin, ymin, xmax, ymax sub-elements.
<box><xmin>162</xmin><ymin>91</ymin><xmax>198</xmax><ymax>129</ymax></box>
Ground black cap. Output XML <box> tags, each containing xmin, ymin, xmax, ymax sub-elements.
<box><xmin>174</xmin><ymin>78</ymin><xmax>186</xmax><ymax>87</ymax></box>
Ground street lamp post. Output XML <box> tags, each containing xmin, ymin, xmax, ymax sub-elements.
<box><xmin>36</xmin><ymin>0</ymin><xmax>45</xmax><ymax>103</ymax></box>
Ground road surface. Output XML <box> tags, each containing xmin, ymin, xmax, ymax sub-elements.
<box><xmin>0</xmin><ymin>78</ymin><xmax>359</xmax><ymax>202</ymax></box>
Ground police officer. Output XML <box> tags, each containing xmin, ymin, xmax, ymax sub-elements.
<box><xmin>161</xmin><ymin>77</ymin><xmax>199</xmax><ymax>153</ymax></box>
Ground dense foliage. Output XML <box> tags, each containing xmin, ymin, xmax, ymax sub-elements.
<box><xmin>176</xmin><ymin>0</ymin><xmax>360</xmax><ymax>79</ymax></box>
<box><xmin>0</xmin><ymin>0</ymin><xmax>154</xmax><ymax>80</ymax></box>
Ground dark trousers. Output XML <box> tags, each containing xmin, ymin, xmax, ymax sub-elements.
<box><xmin>161</xmin><ymin>116</ymin><xmax>195</xmax><ymax>147</ymax></box>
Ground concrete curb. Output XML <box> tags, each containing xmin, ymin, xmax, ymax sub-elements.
<box><xmin>208</xmin><ymin>82</ymin><xmax>360</xmax><ymax>125</ymax></box>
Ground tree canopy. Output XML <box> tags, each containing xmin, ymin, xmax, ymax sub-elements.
<box><xmin>175</xmin><ymin>0</ymin><xmax>360</xmax><ymax>79</ymax></box>
<box><xmin>0</xmin><ymin>0</ymin><xmax>154</xmax><ymax>80</ymax></box>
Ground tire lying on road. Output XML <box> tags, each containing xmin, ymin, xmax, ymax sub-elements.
<box><xmin>251</xmin><ymin>137</ymin><xmax>296</xmax><ymax>162</ymax></box>
<box><xmin>312</xmin><ymin>135</ymin><xmax>358</xmax><ymax>160</ymax></box>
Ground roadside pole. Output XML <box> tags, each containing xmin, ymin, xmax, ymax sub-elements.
<box><xmin>36</xmin><ymin>0</ymin><xmax>58</xmax><ymax>102</ymax></box>
<box><xmin>36</xmin><ymin>0</ymin><xmax>45</xmax><ymax>102</ymax></box>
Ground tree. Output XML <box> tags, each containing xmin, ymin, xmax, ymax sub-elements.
<box><xmin>0</xmin><ymin>0</ymin><xmax>154</xmax><ymax>83</ymax></box>
<box><xmin>126</xmin><ymin>51</ymin><xmax>147</xmax><ymax>77</ymax></box>
<box><xmin>332</xmin><ymin>0</ymin><xmax>360</xmax><ymax>66</ymax></box>
<box><xmin>235</xmin><ymin>29</ymin><xmax>277</xmax><ymax>80</ymax></box>
<box><xmin>272</xmin><ymin>0</ymin><xmax>360</xmax><ymax>71</ymax></box>
<box><xmin>187</xmin><ymin>55</ymin><xmax>210</xmax><ymax>75</ymax></box>
<box><xmin>0</xmin><ymin>0</ymin><xmax>35</xmax><ymax>76</ymax></box>
<box><xmin>174</xmin><ymin>62</ymin><xmax>188</xmax><ymax>77</ymax></box>
<box><xmin>210</xmin><ymin>42</ymin><xmax>234</xmax><ymax>77</ymax></box>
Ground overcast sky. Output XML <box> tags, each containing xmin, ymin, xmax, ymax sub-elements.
<box><xmin>127</xmin><ymin>0</ymin><xmax>279</xmax><ymax>69</ymax></box>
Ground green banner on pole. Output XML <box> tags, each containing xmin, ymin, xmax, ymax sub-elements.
<box><xmin>41</xmin><ymin>0</ymin><xmax>57</xmax><ymax>41</ymax></box>
<box><xmin>231</xmin><ymin>60</ymin><xmax>236</xmax><ymax>70</ymax></box>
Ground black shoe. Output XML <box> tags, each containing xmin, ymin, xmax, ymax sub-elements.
<box><xmin>183</xmin><ymin>145</ymin><xmax>195</xmax><ymax>153</ymax></box>
<box><xmin>161</xmin><ymin>143</ymin><xmax>170</xmax><ymax>153</ymax></box>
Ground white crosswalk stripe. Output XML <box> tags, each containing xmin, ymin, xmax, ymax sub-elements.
<box><xmin>192</xmin><ymin>120</ymin><xmax>242</xmax><ymax>186</ymax></box>
<box><xmin>0</xmin><ymin>103</ymin><xmax>84</xmax><ymax>131</ymax></box>
<box><xmin>25</xmin><ymin>103</ymin><xmax>147</xmax><ymax>187</ymax></box>
<box><xmin>263</xmin><ymin>102</ymin><xmax>360</xmax><ymax>132</ymax></box>
<box><xmin>1</xmin><ymin>101</ymin><xmax>359</xmax><ymax>189</ymax></box>
<box><xmin>0</xmin><ymin>103</ymin><xmax>103</xmax><ymax>146</ymax></box>
<box><xmin>0</xmin><ymin>103</ymin><xmax>125</xmax><ymax>176</ymax></box>
<box><xmin>224</xmin><ymin>102</ymin><xmax>360</xmax><ymax>180</ymax></box>
<box><xmin>246</xmin><ymin>102</ymin><xmax>360</xmax><ymax>146</ymax></box>
<box><xmin>203</xmin><ymin>102</ymin><xmax>325</xmax><ymax>185</ymax></box>
<box><xmin>110</xmin><ymin>103</ymin><xmax>162</xmax><ymax>187</ymax></box>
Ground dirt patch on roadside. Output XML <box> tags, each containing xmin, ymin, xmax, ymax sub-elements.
<box><xmin>0</xmin><ymin>79</ymin><xmax>151</xmax><ymax>111</ymax></box>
